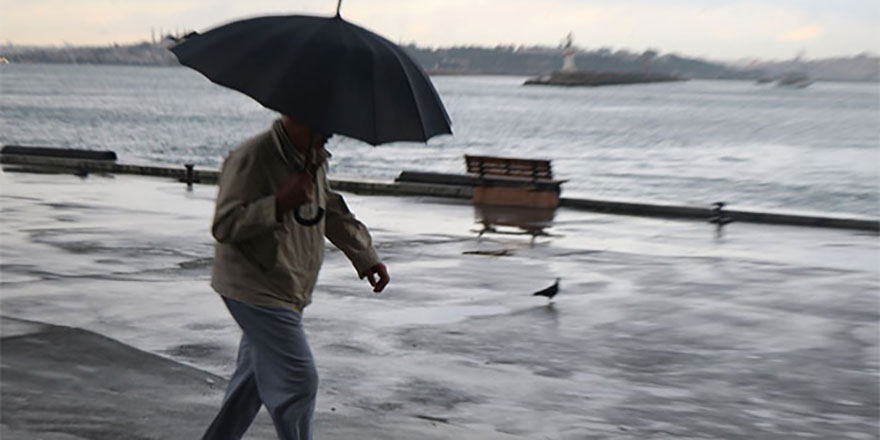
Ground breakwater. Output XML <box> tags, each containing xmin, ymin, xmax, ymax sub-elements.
<box><xmin>524</xmin><ymin>71</ymin><xmax>684</xmax><ymax>87</ymax></box>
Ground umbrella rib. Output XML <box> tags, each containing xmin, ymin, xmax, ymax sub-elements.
<box><xmin>388</xmin><ymin>48</ymin><xmax>427</xmax><ymax>142</ymax></box>
<box><xmin>383</xmin><ymin>37</ymin><xmax>452</xmax><ymax>139</ymax></box>
<box><xmin>265</xmin><ymin>18</ymin><xmax>331</xmax><ymax>122</ymax></box>
<box><xmin>363</xmin><ymin>31</ymin><xmax>429</xmax><ymax>142</ymax></box>
<box><xmin>347</xmin><ymin>24</ymin><xmax>379</xmax><ymax>144</ymax></box>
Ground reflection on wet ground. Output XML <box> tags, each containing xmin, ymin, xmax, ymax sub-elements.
<box><xmin>473</xmin><ymin>204</ymin><xmax>556</xmax><ymax>238</ymax></box>
<box><xmin>1</xmin><ymin>170</ymin><xmax>878</xmax><ymax>439</ymax></box>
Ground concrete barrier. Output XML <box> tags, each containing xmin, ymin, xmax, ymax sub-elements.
<box><xmin>1</xmin><ymin>150</ymin><xmax>876</xmax><ymax>233</ymax></box>
<box><xmin>0</xmin><ymin>153</ymin><xmax>219</xmax><ymax>184</ymax></box>
<box><xmin>560</xmin><ymin>197</ymin><xmax>878</xmax><ymax>232</ymax></box>
<box><xmin>1</xmin><ymin>145</ymin><xmax>117</xmax><ymax>161</ymax></box>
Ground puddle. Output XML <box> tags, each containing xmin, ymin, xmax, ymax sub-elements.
<box><xmin>369</xmin><ymin>305</ymin><xmax>508</xmax><ymax>326</ymax></box>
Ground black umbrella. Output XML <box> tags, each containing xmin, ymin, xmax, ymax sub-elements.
<box><xmin>170</xmin><ymin>2</ymin><xmax>452</xmax><ymax>146</ymax></box>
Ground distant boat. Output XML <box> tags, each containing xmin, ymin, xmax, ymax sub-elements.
<box><xmin>756</xmin><ymin>73</ymin><xmax>813</xmax><ymax>88</ymax></box>
<box><xmin>775</xmin><ymin>73</ymin><xmax>813</xmax><ymax>88</ymax></box>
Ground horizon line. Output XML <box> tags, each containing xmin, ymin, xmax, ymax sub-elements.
<box><xmin>1</xmin><ymin>39</ymin><xmax>876</xmax><ymax>64</ymax></box>
<box><xmin>0</xmin><ymin>37</ymin><xmax>880</xmax><ymax>63</ymax></box>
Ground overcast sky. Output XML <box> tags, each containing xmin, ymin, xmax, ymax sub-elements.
<box><xmin>1</xmin><ymin>0</ymin><xmax>877</xmax><ymax>60</ymax></box>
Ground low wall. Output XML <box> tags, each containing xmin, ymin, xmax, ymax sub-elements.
<box><xmin>1</xmin><ymin>151</ymin><xmax>876</xmax><ymax>233</ymax></box>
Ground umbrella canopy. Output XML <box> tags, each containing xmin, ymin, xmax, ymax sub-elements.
<box><xmin>170</xmin><ymin>12</ymin><xmax>452</xmax><ymax>145</ymax></box>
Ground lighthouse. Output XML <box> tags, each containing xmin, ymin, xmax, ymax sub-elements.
<box><xmin>561</xmin><ymin>33</ymin><xmax>576</xmax><ymax>73</ymax></box>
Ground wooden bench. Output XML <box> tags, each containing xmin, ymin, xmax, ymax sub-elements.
<box><xmin>465</xmin><ymin>155</ymin><xmax>563</xmax><ymax>209</ymax></box>
<box><xmin>466</xmin><ymin>155</ymin><xmax>553</xmax><ymax>180</ymax></box>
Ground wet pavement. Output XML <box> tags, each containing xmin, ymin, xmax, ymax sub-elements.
<box><xmin>0</xmin><ymin>169</ymin><xmax>878</xmax><ymax>439</ymax></box>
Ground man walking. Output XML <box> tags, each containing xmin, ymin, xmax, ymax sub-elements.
<box><xmin>202</xmin><ymin>115</ymin><xmax>390</xmax><ymax>440</ymax></box>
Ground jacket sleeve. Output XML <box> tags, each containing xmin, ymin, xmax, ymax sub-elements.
<box><xmin>212</xmin><ymin>149</ymin><xmax>283</xmax><ymax>244</ymax></box>
<box><xmin>322</xmin><ymin>170</ymin><xmax>381</xmax><ymax>278</ymax></box>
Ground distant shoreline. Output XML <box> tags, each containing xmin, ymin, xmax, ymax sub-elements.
<box><xmin>3</xmin><ymin>62</ymin><xmax>879</xmax><ymax>83</ymax></box>
<box><xmin>3</xmin><ymin>42</ymin><xmax>877</xmax><ymax>82</ymax></box>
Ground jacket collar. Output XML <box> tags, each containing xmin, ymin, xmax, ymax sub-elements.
<box><xmin>271</xmin><ymin>119</ymin><xmax>330</xmax><ymax>173</ymax></box>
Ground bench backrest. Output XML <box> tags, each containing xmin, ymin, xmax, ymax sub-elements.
<box><xmin>465</xmin><ymin>155</ymin><xmax>553</xmax><ymax>179</ymax></box>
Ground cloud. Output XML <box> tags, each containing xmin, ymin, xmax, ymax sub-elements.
<box><xmin>343</xmin><ymin>1</ymin><xmax>827</xmax><ymax>58</ymax></box>
<box><xmin>1</xmin><ymin>0</ymin><xmax>873</xmax><ymax>58</ymax></box>
<box><xmin>0</xmin><ymin>0</ymin><xmax>203</xmax><ymax>45</ymax></box>
<box><xmin>779</xmin><ymin>25</ymin><xmax>824</xmax><ymax>42</ymax></box>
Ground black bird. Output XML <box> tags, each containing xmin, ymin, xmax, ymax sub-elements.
<box><xmin>532</xmin><ymin>278</ymin><xmax>560</xmax><ymax>300</ymax></box>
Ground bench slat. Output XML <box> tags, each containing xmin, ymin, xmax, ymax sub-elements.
<box><xmin>465</xmin><ymin>155</ymin><xmax>553</xmax><ymax>179</ymax></box>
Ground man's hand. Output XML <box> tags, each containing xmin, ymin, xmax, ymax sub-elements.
<box><xmin>365</xmin><ymin>263</ymin><xmax>390</xmax><ymax>293</ymax></box>
<box><xmin>275</xmin><ymin>174</ymin><xmax>314</xmax><ymax>221</ymax></box>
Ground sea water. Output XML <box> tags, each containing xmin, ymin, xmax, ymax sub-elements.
<box><xmin>1</xmin><ymin>63</ymin><xmax>877</xmax><ymax>217</ymax></box>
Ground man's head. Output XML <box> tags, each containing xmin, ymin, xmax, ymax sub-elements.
<box><xmin>280</xmin><ymin>115</ymin><xmax>332</xmax><ymax>153</ymax></box>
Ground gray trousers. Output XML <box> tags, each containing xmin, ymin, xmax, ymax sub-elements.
<box><xmin>202</xmin><ymin>297</ymin><xmax>318</xmax><ymax>440</ymax></box>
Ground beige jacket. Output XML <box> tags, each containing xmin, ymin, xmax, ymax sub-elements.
<box><xmin>210</xmin><ymin>120</ymin><xmax>381</xmax><ymax>312</ymax></box>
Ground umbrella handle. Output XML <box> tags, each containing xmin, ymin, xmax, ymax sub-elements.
<box><xmin>294</xmin><ymin>207</ymin><xmax>325</xmax><ymax>226</ymax></box>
